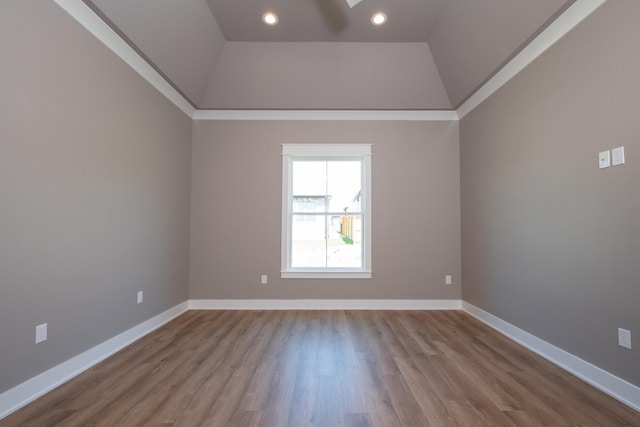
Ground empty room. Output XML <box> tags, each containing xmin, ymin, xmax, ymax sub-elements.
<box><xmin>1</xmin><ymin>0</ymin><xmax>638</xmax><ymax>425</ymax></box>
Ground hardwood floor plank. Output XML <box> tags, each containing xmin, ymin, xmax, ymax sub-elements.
<box><xmin>3</xmin><ymin>310</ymin><xmax>639</xmax><ymax>427</ymax></box>
<box><xmin>171</xmin><ymin>312</ymin><xmax>275</xmax><ymax>426</ymax></box>
<box><xmin>259</xmin><ymin>311</ymin><xmax>308</xmax><ymax>427</ymax></box>
<box><xmin>194</xmin><ymin>312</ymin><xmax>284</xmax><ymax>426</ymax></box>
<box><xmin>392</xmin><ymin>356</ymin><xmax>454</xmax><ymax>427</ymax></box>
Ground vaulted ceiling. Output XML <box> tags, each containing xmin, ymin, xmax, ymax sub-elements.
<box><xmin>84</xmin><ymin>0</ymin><xmax>574</xmax><ymax>110</ymax></box>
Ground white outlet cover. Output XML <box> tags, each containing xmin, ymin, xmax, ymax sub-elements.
<box><xmin>36</xmin><ymin>323</ymin><xmax>47</xmax><ymax>344</ymax></box>
<box><xmin>137</xmin><ymin>291</ymin><xmax>143</xmax><ymax>304</ymax></box>
<box><xmin>445</xmin><ymin>275</ymin><xmax>452</xmax><ymax>285</ymax></box>
<box><xmin>261</xmin><ymin>275</ymin><xmax>268</xmax><ymax>284</ymax></box>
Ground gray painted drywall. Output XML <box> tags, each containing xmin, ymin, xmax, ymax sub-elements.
<box><xmin>91</xmin><ymin>0</ymin><xmax>225</xmax><ymax>105</ymax></box>
<box><xmin>0</xmin><ymin>0</ymin><xmax>191</xmax><ymax>393</ymax></box>
<box><xmin>200</xmin><ymin>42</ymin><xmax>452</xmax><ymax>109</ymax></box>
<box><xmin>190</xmin><ymin>120</ymin><xmax>460</xmax><ymax>300</ymax></box>
<box><xmin>460</xmin><ymin>0</ymin><xmax>639</xmax><ymax>386</ymax></box>
<box><xmin>428</xmin><ymin>0</ymin><xmax>571</xmax><ymax>107</ymax></box>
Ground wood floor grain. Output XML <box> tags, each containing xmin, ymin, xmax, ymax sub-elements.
<box><xmin>3</xmin><ymin>310</ymin><xmax>639</xmax><ymax>426</ymax></box>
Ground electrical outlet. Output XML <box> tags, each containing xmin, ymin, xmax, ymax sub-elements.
<box><xmin>261</xmin><ymin>275</ymin><xmax>268</xmax><ymax>285</ymax></box>
<box><xmin>35</xmin><ymin>323</ymin><xmax>47</xmax><ymax>344</ymax></box>
<box><xmin>618</xmin><ymin>328</ymin><xmax>632</xmax><ymax>349</ymax></box>
<box><xmin>445</xmin><ymin>275</ymin><xmax>452</xmax><ymax>285</ymax></box>
<box><xmin>137</xmin><ymin>291</ymin><xmax>143</xmax><ymax>304</ymax></box>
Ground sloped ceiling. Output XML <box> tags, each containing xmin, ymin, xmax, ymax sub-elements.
<box><xmin>207</xmin><ymin>0</ymin><xmax>448</xmax><ymax>42</ymax></box>
<box><xmin>85</xmin><ymin>0</ymin><xmax>574</xmax><ymax>110</ymax></box>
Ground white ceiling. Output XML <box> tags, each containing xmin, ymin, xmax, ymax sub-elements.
<box><xmin>85</xmin><ymin>0</ymin><xmax>575</xmax><ymax>109</ymax></box>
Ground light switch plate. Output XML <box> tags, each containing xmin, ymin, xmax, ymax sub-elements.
<box><xmin>599</xmin><ymin>150</ymin><xmax>611</xmax><ymax>169</ymax></box>
<box><xmin>612</xmin><ymin>146</ymin><xmax>625</xmax><ymax>166</ymax></box>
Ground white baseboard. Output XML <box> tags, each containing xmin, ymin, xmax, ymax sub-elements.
<box><xmin>3</xmin><ymin>299</ymin><xmax>637</xmax><ymax>420</ymax></box>
<box><xmin>188</xmin><ymin>299</ymin><xmax>462</xmax><ymax>310</ymax></box>
<box><xmin>462</xmin><ymin>301</ymin><xmax>640</xmax><ymax>413</ymax></box>
<box><xmin>0</xmin><ymin>301</ymin><xmax>189</xmax><ymax>420</ymax></box>
<box><xmin>0</xmin><ymin>299</ymin><xmax>456</xmax><ymax>420</ymax></box>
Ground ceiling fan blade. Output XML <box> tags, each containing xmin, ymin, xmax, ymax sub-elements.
<box><xmin>345</xmin><ymin>0</ymin><xmax>365</xmax><ymax>8</ymax></box>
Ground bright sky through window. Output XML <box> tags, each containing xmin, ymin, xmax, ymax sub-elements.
<box><xmin>291</xmin><ymin>160</ymin><xmax>362</xmax><ymax>269</ymax></box>
<box><xmin>292</xmin><ymin>161</ymin><xmax>361</xmax><ymax>212</ymax></box>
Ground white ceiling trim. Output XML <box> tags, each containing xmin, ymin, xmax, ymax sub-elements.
<box><xmin>192</xmin><ymin>110</ymin><xmax>458</xmax><ymax>121</ymax></box>
<box><xmin>53</xmin><ymin>0</ymin><xmax>196</xmax><ymax>117</ymax></box>
<box><xmin>456</xmin><ymin>0</ymin><xmax>608</xmax><ymax>119</ymax></box>
<box><xmin>52</xmin><ymin>0</ymin><xmax>606</xmax><ymax>122</ymax></box>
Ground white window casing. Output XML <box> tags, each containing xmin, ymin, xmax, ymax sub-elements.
<box><xmin>281</xmin><ymin>144</ymin><xmax>372</xmax><ymax>279</ymax></box>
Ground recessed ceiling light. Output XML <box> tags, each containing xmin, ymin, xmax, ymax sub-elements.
<box><xmin>262</xmin><ymin>12</ymin><xmax>278</xmax><ymax>26</ymax></box>
<box><xmin>371</xmin><ymin>12</ymin><xmax>387</xmax><ymax>26</ymax></box>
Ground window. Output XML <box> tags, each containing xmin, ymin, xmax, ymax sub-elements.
<box><xmin>282</xmin><ymin>144</ymin><xmax>371</xmax><ymax>278</ymax></box>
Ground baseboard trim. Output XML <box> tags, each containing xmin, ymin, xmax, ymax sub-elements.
<box><xmin>0</xmin><ymin>301</ymin><xmax>189</xmax><ymax>420</ymax></box>
<box><xmin>3</xmin><ymin>299</ymin><xmax>637</xmax><ymax>420</ymax></box>
<box><xmin>462</xmin><ymin>301</ymin><xmax>640</xmax><ymax>413</ymax></box>
<box><xmin>189</xmin><ymin>299</ymin><xmax>462</xmax><ymax>310</ymax></box>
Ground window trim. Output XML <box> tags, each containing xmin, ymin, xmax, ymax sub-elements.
<box><xmin>281</xmin><ymin>144</ymin><xmax>372</xmax><ymax>279</ymax></box>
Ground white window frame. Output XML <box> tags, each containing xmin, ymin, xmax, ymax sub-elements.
<box><xmin>281</xmin><ymin>144</ymin><xmax>372</xmax><ymax>279</ymax></box>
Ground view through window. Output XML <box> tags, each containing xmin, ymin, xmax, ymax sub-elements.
<box><xmin>291</xmin><ymin>160</ymin><xmax>362</xmax><ymax>268</ymax></box>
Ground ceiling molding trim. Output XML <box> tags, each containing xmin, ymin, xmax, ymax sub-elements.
<box><xmin>53</xmin><ymin>0</ymin><xmax>196</xmax><ymax>118</ymax></box>
<box><xmin>456</xmin><ymin>0</ymin><xmax>608</xmax><ymax>119</ymax></box>
<box><xmin>192</xmin><ymin>110</ymin><xmax>459</xmax><ymax>121</ymax></box>
<box><xmin>52</xmin><ymin>0</ymin><xmax>606</xmax><ymax>123</ymax></box>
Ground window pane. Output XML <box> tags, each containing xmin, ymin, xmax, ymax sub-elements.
<box><xmin>327</xmin><ymin>161</ymin><xmax>361</xmax><ymax>213</ymax></box>
<box><xmin>292</xmin><ymin>196</ymin><xmax>328</xmax><ymax>213</ymax></box>
<box><xmin>291</xmin><ymin>214</ymin><xmax>362</xmax><ymax>268</ymax></box>
<box><xmin>328</xmin><ymin>214</ymin><xmax>362</xmax><ymax>268</ymax></box>
<box><xmin>291</xmin><ymin>214</ymin><xmax>327</xmax><ymax>268</ymax></box>
<box><xmin>292</xmin><ymin>161</ymin><xmax>326</xmax><ymax>197</ymax></box>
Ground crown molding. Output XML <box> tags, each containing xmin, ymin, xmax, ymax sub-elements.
<box><xmin>456</xmin><ymin>0</ymin><xmax>607</xmax><ymax>119</ymax></box>
<box><xmin>54</xmin><ymin>0</ymin><xmax>607</xmax><ymax>122</ymax></box>
<box><xmin>192</xmin><ymin>109</ymin><xmax>458</xmax><ymax>121</ymax></box>
<box><xmin>53</xmin><ymin>0</ymin><xmax>196</xmax><ymax>117</ymax></box>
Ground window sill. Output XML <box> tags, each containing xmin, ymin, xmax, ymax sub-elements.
<box><xmin>281</xmin><ymin>271</ymin><xmax>372</xmax><ymax>279</ymax></box>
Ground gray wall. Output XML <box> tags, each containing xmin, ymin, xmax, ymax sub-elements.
<box><xmin>460</xmin><ymin>0</ymin><xmax>639</xmax><ymax>386</ymax></box>
<box><xmin>0</xmin><ymin>0</ymin><xmax>192</xmax><ymax>393</ymax></box>
<box><xmin>91</xmin><ymin>0</ymin><xmax>226</xmax><ymax>106</ymax></box>
<box><xmin>428</xmin><ymin>0</ymin><xmax>571</xmax><ymax>107</ymax></box>
<box><xmin>190</xmin><ymin>120</ymin><xmax>460</xmax><ymax>300</ymax></box>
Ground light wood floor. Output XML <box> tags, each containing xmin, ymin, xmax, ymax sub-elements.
<box><xmin>3</xmin><ymin>310</ymin><xmax>639</xmax><ymax>426</ymax></box>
